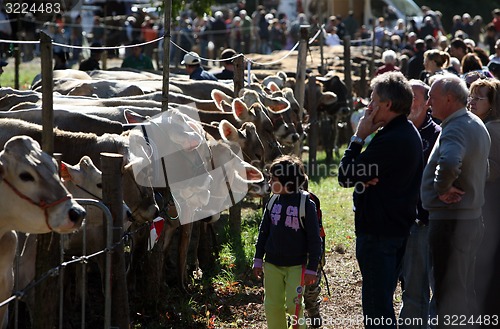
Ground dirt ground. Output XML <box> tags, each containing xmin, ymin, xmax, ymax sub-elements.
<box><xmin>219</xmin><ymin>245</ymin><xmax>403</xmax><ymax>329</ymax></box>
<box><xmin>220</xmin><ymin>246</ymin><xmax>365</xmax><ymax>329</ymax></box>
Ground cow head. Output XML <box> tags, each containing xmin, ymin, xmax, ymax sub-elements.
<box><xmin>61</xmin><ymin>156</ymin><xmax>133</xmax><ymax>224</ymax></box>
<box><xmin>0</xmin><ymin>136</ymin><xmax>86</xmax><ymax>234</ymax></box>
<box><xmin>219</xmin><ymin>120</ymin><xmax>265</xmax><ymax>167</ymax></box>
<box><xmin>232</xmin><ymin>99</ymin><xmax>283</xmax><ymax>163</ymax></box>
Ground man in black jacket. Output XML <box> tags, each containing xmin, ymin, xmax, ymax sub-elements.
<box><xmin>406</xmin><ymin>39</ymin><xmax>426</xmax><ymax>80</ymax></box>
<box><xmin>214</xmin><ymin>48</ymin><xmax>236</xmax><ymax>80</ymax></box>
<box><xmin>338</xmin><ymin>72</ymin><xmax>423</xmax><ymax>328</ymax></box>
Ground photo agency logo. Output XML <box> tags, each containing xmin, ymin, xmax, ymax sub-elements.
<box><xmin>128</xmin><ymin>108</ymin><xmax>255</xmax><ymax>225</ymax></box>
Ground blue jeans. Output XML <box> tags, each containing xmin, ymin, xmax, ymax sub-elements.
<box><xmin>400</xmin><ymin>222</ymin><xmax>436</xmax><ymax>329</ymax></box>
<box><xmin>356</xmin><ymin>233</ymin><xmax>407</xmax><ymax>328</ymax></box>
<box><xmin>429</xmin><ymin>218</ymin><xmax>484</xmax><ymax>329</ymax></box>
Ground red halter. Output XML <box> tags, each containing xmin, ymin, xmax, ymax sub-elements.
<box><xmin>2</xmin><ymin>178</ymin><xmax>72</xmax><ymax>231</ymax></box>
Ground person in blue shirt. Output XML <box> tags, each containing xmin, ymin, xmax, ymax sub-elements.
<box><xmin>181</xmin><ymin>51</ymin><xmax>217</xmax><ymax>81</ymax></box>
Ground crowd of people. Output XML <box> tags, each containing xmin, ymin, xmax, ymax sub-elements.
<box><xmin>248</xmin><ymin>5</ymin><xmax>500</xmax><ymax>329</ymax></box>
<box><xmin>331</xmin><ymin>8</ymin><xmax>500</xmax><ymax>329</ymax></box>
<box><xmin>2</xmin><ymin>2</ymin><xmax>500</xmax><ymax>79</ymax></box>
<box><xmin>1</xmin><ymin>2</ymin><xmax>500</xmax><ymax>328</ymax></box>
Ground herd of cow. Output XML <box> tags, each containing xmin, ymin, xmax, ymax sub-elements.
<box><xmin>0</xmin><ymin>67</ymin><xmax>353</xmax><ymax>326</ymax></box>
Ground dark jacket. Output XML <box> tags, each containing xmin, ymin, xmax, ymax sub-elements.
<box><xmin>407</xmin><ymin>51</ymin><xmax>425</xmax><ymax>80</ymax></box>
<box><xmin>214</xmin><ymin>69</ymin><xmax>234</xmax><ymax>80</ymax></box>
<box><xmin>338</xmin><ymin>115</ymin><xmax>423</xmax><ymax>237</ymax></box>
<box><xmin>190</xmin><ymin>66</ymin><xmax>218</xmax><ymax>81</ymax></box>
<box><xmin>254</xmin><ymin>193</ymin><xmax>322</xmax><ymax>272</ymax></box>
<box><xmin>79</xmin><ymin>58</ymin><xmax>100</xmax><ymax>71</ymax></box>
<box><xmin>416</xmin><ymin>112</ymin><xmax>441</xmax><ymax>224</ymax></box>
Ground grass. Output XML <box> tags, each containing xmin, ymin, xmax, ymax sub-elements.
<box><xmin>1</xmin><ymin>58</ymin><xmax>41</xmax><ymax>89</ymax></box>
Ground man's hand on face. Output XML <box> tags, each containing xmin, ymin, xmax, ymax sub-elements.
<box><xmin>355</xmin><ymin>106</ymin><xmax>385</xmax><ymax>140</ymax></box>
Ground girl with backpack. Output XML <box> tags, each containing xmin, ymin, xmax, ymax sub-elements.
<box><xmin>253</xmin><ymin>155</ymin><xmax>322</xmax><ymax>329</ymax></box>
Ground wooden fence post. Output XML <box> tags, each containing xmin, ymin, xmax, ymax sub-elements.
<box><xmin>370</xmin><ymin>21</ymin><xmax>376</xmax><ymax>79</ymax></box>
<box><xmin>294</xmin><ymin>26</ymin><xmax>309</xmax><ymax>156</ymax></box>
<box><xmin>360</xmin><ymin>61</ymin><xmax>367</xmax><ymax>98</ymax></box>
<box><xmin>14</xmin><ymin>46</ymin><xmax>20</xmax><ymax>90</ymax></box>
<box><xmin>101</xmin><ymin>153</ymin><xmax>129</xmax><ymax>329</ymax></box>
<box><xmin>40</xmin><ymin>31</ymin><xmax>53</xmax><ymax>155</ymax></box>
<box><xmin>162</xmin><ymin>0</ymin><xmax>172</xmax><ymax>112</ymax></box>
<box><xmin>307</xmin><ymin>76</ymin><xmax>318</xmax><ymax>176</ymax></box>
<box><xmin>343</xmin><ymin>36</ymin><xmax>353</xmax><ymax>111</ymax></box>
<box><xmin>233</xmin><ymin>55</ymin><xmax>244</xmax><ymax>97</ymax></box>
<box><xmin>229</xmin><ymin>54</ymin><xmax>245</xmax><ymax>239</ymax></box>
<box><xmin>33</xmin><ymin>31</ymin><xmax>59</xmax><ymax>329</ymax></box>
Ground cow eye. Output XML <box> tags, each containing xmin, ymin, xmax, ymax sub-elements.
<box><xmin>96</xmin><ymin>183</ymin><xmax>102</xmax><ymax>189</ymax></box>
<box><xmin>19</xmin><ymin>172</ymin><xmax>35</xmax><ymax>182</ymax></box>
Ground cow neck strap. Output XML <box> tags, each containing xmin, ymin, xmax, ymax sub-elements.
<box><xmin>2</xmin><ymin>178</ymin><xmax>71</xmax><ymax>231</ymax></box>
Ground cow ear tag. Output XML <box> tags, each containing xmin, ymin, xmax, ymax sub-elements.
<box><xmin>60</xmin><ymin>162</ymin><xmax>72</xmax><ymax>182</ymax></box>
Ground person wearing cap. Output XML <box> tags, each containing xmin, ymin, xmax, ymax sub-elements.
<box><xmin>214</xmin><ymin>48</ymin><xmax>236</xmax><ymax>80</ymax></box>
<box><xmin>121</xmin><ymin>41</ymin><xmax>154</xmax><ymax>71</ymax></box>
<box><xmin>79</xmin><ymin>42</ymin><xmax>104</xmax><ymax>71</ymax></box>
<box><xmin>182</xmin><ymin>51</ymin><xmax>217</xmax><ymax>81</ymax></box>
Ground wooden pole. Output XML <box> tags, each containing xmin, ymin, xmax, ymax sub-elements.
<box><xmin>229</xmin><ymin>53</ymin><xmax>244</xmax><ymax>238</ymax></box>
<box><xmin>370</xmin><ymin>20</ymin><xmax>375</xmax><ymax>79</ymax></box>
<box><xmin>14</xmin><ymin>46</ymin><xmax>20</xmax><ymax>90</ymax></box>
<box><xmin>360</xmin><ymin>61</ymin><xmax>367</xmax><ymax>98</ymax></box>
<box><xmin>40</xmin><ymin>31</ymin><xmax>53</xmax><ymax>155</ymax></box>
<box><xmin>15</xmin><ymin>11</ymin><xmax>21</xmax><ymax>89</ymax></box>
<box><xmin>162</xmin><ymin>0</ymin><xmax>172</xmax><ymax>112</ymax></box>
<box><xmin>318</xmin><ymin>16</ymin><xmax>325</xmax><ymax>75</ymax></box>
<box><xmin>229</xmin><ymin>53</ymin><xmax>245</xmax><ymax>239</ymax></box>
<box><xmin>33</xmin><ymin>33</ymin><xmax>59</xmax><ymax>329</ymax></box>
<box><xmin>343</xmin><ymin>36</ymin><xmax>353</xmax><ymax>110</ymax></box>
<box><xmin>295</xmin><ymin>26</ymin><xmax>308</xmax><ymax>120</ymax></box>
<box><xmin>102</xmin><ymin>3</ymin><xmax>108</xmax><ymax>70</ymax></box>
<box><xmin>101</xmin><ymin>153</ymin><xmax>130</xmax><ymax>329</ymax></box>
<box><xmin>233</xmin><ymin>55</ymin><xmax>244</xmax><ymax>97</ymax></box>
<box><xmin>294</xmin><ymin>26</ymin><xmax>308</xmax><ymax>156</ymax></box>
<box><xmin>307</xmin><ymin>76</ymin><xmax>318</xmax><ymax>176</ymax></box>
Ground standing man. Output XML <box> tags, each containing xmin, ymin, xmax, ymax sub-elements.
<box><xmin>406</xmin><ymin>39</ymin><xmax>426</xmax><ymax>80</ymax></box>
<box><xmin>121</xmin><ymin>41</ymin><xmax>154</xmax><ymax>70</ymax></box>
<box><xmin>338</xmin><ymin>72</ymin><xmax>423</xmax><ymax>328</ymax></box>
<box><xmin>422</xmin><ymin>75</ymin><xmax>490</xmax><ymax>328</ymax></box>
<box><xmin>214</xmin><ymin>48</ymin><xmax>236</xmax><ymax>80</ymax></box>
<box><xmin>79</xmin><ymin>42</ymin><xmax>104</xmax><ymax>71</ymax></box>
<box><xmin>181</xmin><ymin>51</ymin><xmax>218</xmax><ymax>81</ymax></box>
<box><xmin>399</xmin><ymin>79</ymin><xmax>441</xmax><ymax>328</ymax></box>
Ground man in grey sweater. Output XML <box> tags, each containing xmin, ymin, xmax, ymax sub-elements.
<box><xmin>422</xmin><ymin>74</ymin><xmax>490</xmax><ymax>328</ymax></box>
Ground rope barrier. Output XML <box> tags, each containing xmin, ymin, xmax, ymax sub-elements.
<box><xmin>0</xmin><ymin>22</ymin><xmax>370</xmax><ymax>67</ymax></box>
